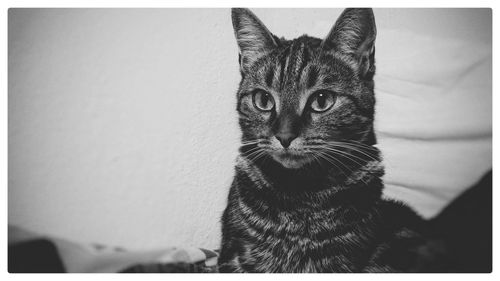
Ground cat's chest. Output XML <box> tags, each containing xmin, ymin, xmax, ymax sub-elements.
<box><xmin>233</xmin><ymin>205</ymin><xmax>375</xmax><ymax>272</ymax></box>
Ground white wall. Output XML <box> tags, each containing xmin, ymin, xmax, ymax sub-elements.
<box><xmin>9</xmin><ymin>9</ymin><xmax>491</xmax><ymax>250</ymax></box>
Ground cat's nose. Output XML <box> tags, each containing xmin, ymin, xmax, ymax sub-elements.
<box><xmin>275</xmin><ymin>133</ymin><xmax>297</xmax><ymax>149</ymax></box>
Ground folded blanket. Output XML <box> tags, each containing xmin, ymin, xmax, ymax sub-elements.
<box><xmin>8</xmin><ymin>226</ymin><xmax>218</xmax><ymax>273</ymax></box>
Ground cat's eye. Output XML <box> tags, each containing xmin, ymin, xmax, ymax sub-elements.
<box><xmin>253</xmin><ymin>90</ymin><xmax>275</xmax><ymax>112</ymax></box>
<box><xmin>309</xmin><ymin>90</ymin><xmax>336</xmax><ymax>113</ymax></box>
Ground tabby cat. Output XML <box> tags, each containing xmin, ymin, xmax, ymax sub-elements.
<box><xmin>218</xmin><ymin>8</ymin><xmax>449</xmax><ymax>273</ymax></box>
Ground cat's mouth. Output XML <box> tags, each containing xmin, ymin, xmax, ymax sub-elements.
<box><xmin>271</xmin><ymin>150</ymin><xmax>312</xmax><ymax>169</ymax></box>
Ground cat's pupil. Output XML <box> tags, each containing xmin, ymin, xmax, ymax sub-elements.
<box><xmin>261</xmin><ymin>94</ymin><xmax>269</xmax><ymax>107</ymax></box>
<box><xmin>317</xmin><ymin>94</ymin><xmax>326</xmax><ymax>108</ymax></box>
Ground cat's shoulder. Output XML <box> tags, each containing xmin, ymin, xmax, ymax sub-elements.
<box><xmin>374</xmin><ymin>197</ymin><xmax>426</xmax><ymax>229</ymax></box>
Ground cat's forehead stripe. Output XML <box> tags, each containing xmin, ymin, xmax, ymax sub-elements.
<box><xmin>277</xmin><ymin>45</ymin><xmax>291</xmax><ymax>88</ymax></box>
<box><xmin>296</xmin><ymin>43</ymin><xmax>310</xmax><ymax>85</ymax></box>
<box><xmin>276</xmin><ymin>39</ymin><xmax>313</xmax><ymax>91</ymax></box>
<box><xmin>306</xmin><ymin>66</ymin><xmax>319</xmax><ymax>89</ymax></box>
<box><xmin>289</xmin><ymin>42</ymin><xmax>305</xmax><ymax>79</ymax></box>
<box><xmin>265</xmin><ymin>66</ymin><xmax>274</xmax><ymax>87</ymax></box>
<box><xmin>286</xmin><ymin>41</ymin><xmax>305</xmax><ymax>87</ymax></box>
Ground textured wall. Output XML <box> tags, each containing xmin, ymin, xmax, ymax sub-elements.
<box><xmin>9</xmin><ymin>8</ymin><xmax>491</xmax><ymax>250</ymax></box>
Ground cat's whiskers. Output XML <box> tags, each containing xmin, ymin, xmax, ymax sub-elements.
<box><xmin>343</xmin><ymin>139</ymin><xmax>377</xmax><ymax>146</ymax></box>
<box><xmin>326</xmin><ymin>144</ymin><xmax>379</xmax><ymax>162</ymax></box>
<box><xmin>334</xmin><ymin>141</ymin><xmax>379</xmax><ymax>154</ymax></box>
<box><xmin>308</xmin><ymin>139</ymin><xmax>379</xmax><ymax>162</ymax></box>
<box><xmin>242</xmin><ymin>145</ymin><xmax>264</xmax><ymax>156</ymax></box>
<box><xmin>317</xmin><ymin>145</ymin><xmax>371</xmax><ymax>162</ymax></box>
<box><xmin>305</xmin><ymin>141</ymin><xmax>377</xmax><ymax>163</ymax></box>
<box><xmin>306</xmin><ymin>145</ymin><xmax>370</xmax><ymax>186</ymax></box>
<box><xmin>309</xmin><ymin>150</ymin><xmax>353</xmax><ymax>182</ymax></box>
<box><xmin>243</xmin><ymin>145</ymin><xmax>269</xmax><ymax>163</ymax></box>
<box><xmin>312</xmin><ymin>140</ymin><xmax>378</xmax><ymax>153</ymax></box>
<box><xmin>337</xmin><ymin>141</ymin><xmax>379</xmax><ymax>152</ymax></box>
<box><xmin>324</xmin><ymin>151</ymin><xmax>369</xmax><ymax>186</ymax></box>
<box><xmin>240</xmin><ymin>139</ymin><xmax>263</xmax><ymax>146</ymax></box>
<box><xmin>307</xmin><ymin>151</ymin><xmax>323</xmax><ymax>168</ymax></box>
<box><xmin>240</xmin><ymin>138</ymin><xmax>274</xmax><ymax>164</ymax></box>
<box><xmin>247</xmin><ymin>149</ymin><xmax>267</xmax><ymax>163</ymax></box>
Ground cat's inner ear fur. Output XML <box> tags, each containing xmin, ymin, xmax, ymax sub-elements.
<box><xmin>322</xmin><ymin>8</ymin><xmax>377</xmax><ymax>80</ymax></box>
<box><xmin>231</xmin><ymin>8</ymin><xmax>278</xmax><ymax>72</ymax></box>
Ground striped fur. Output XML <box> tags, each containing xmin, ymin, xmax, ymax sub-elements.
<box><xmin>219</xmin><ymin>8</ymin><xmax>444</xmax><ymax>273</ymax></box>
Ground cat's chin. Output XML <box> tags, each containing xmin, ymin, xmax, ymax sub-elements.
<box><xmin>271</xmin><ymin>152</ymin><xmax>312</xmax><ymax>169</ymax></box>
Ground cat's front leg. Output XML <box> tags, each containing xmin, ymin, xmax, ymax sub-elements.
<box><xmin>217</xmin><ymin>257</ymin><xmax>247</xmax><ymax>273</ymax></box>
<box><xmin>218</xmin><ymin>224</ymin><xmax>247</xmax><ymax>272</ymax></box>
<box><xmin>362</xmin><ymin>228</ymin><xmax>448</xmax><ymax>272</ymax></box>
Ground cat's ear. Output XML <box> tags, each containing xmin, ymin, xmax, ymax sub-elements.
<box><xmin>231</xmin><ymin>8</ymin><xmax>278</xmax><ymax>72</ymax></box>
<box><xmin>322</xmin><ymin>8</ymin><xmax>377</xmax><ymax>80</ymax></box>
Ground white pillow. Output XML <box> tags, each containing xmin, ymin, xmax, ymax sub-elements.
<box><xmin>375</xmin><ymin>29</ymin><xmax>492</xmax><ymax>218</ymax></box>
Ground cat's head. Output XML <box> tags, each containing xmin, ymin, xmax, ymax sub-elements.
<box><xmin>232</xmin><ymin>8</ymin><xmax>377</xmax><ymax>169</ymax></box>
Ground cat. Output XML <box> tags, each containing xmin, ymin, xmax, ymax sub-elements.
<box><xmin>218</xmin><ymin>8</ymin><xmax>453</xmax><ymax>273</ymax></box>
